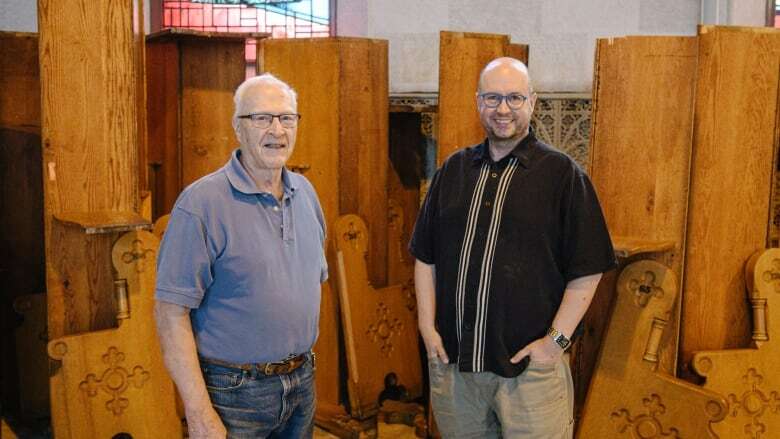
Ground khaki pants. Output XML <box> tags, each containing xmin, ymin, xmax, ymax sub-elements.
<box><xmin>429</xmin><ymin>354</ymin><xmax>574</xmax><ymax>439</ymax></box>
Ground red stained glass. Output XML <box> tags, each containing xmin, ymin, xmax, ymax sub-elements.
<box><xmin>272</xmin><ymin>27</ymin><xmax>287</xmax><ymax>38</ymax></box>
<box><xmin>203</xmin><ymin>5</ymin><xmax>212</xmax><ymax>26</ymax></box>
<box><xmin>171</xmin><ymin>8</ymin><xmax>180</xmax><ymax>26</ymax></box>
<box><xmin>245</xmin><ymin>42</ymin><xmax>257</xmax><ymax>61</ymax></box>
<box><xmin>212</xmin><ymin>9</ymin><xmax>227</xmax><ymax>26</ymax></box>
<box><xmin>228</xmin><ymin>8</ymin><xmax>241</xmax><ymax>26</ymax></box>
<box><xmin>189</xmin><ymin>9</ymin><xmax>203</xmax><ymax>27</ymax></box>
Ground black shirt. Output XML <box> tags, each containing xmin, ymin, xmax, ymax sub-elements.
<box><xmin>409</xmin><ymin>131</ymin><xmax>616</xmax><ymax>378</ymax></box>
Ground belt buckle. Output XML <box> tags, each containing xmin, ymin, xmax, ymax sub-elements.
<box><xmin>262</xmin><ymin>353</ymin><xmax>305</xmax><ymax>375</ymax></box>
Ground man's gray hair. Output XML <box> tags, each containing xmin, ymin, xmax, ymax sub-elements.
<box><xmin>232</xmin><ymin>73</ymin><xmax>298</xmax><ymax>130</ymax></box>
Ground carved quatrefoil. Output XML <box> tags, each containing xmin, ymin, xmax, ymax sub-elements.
<box><xmin>121</xmin><ymin>239</ymin><xmax>155</xmax><ymax>273</ymax></box>
<box><xmin>366</xmin><ymin>303</ymin><xmax>403</xmax><ymax>357</ymax></box>
<box><xmin>611</xmin><ymin>394</ymin><xmax>681</xmax><ymax>438</ymax></box>
<box><xmin>628</xmin><ymin>270</ymin><xmax>665</xmax><ymax>308</ymax></box>
<box><xmin>79</xmin><ymin>347</ymin><xmax>150</xmax><ymax>416</ymax></box>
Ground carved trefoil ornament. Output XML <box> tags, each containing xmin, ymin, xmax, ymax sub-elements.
<box><xmin>366</xmin><ymin>302</ymin><xmax>403</xmax><ymax>357</ymax></box>
<box><xmin>79</xmin><ymin>347</ymin><xmax>150</xmax><ymax>416</ymax></box>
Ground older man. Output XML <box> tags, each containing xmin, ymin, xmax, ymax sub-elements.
<box><xmin>155</xmin><ymin>73</ymin><xmax>327</xmax><ymax>439</ymax></box>
<box><xmin>410</xmin><ymin>58</ymin><xmax>616</xmax><ymax>437</ymax></box>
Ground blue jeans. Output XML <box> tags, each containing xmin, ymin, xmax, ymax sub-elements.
<box><xmin>201</xmin><ymin>354</ymin><xmax>315</xmax><ymax>439</ymax></box>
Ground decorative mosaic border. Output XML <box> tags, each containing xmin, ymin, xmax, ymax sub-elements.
<box><xmin>390</xmin><ymin>92</ymin><xmax>594</xmax><ymax>201</ymax></box>
<box><xmin>389</xmin><ymin>93</ymin><xmax>438</xmax><ymax>112</ymax></box>
<box><xmin>531</xmin><ymin>93</ymin><xmax>592</xmax><ymax>171</ymax></box>
<box><xmin>389</xmin><ymin>92</ymin><xmax>593</xmax><ymax>171</ymax></box>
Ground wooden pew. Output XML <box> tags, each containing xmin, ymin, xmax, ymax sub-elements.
<box><xmin>47</xmin><ymin>231</ymin><xmax>181</xmax><ymax>438</ymax></box>
<box><xmin>581</xmin><ymin>36</ymin><xmax>699</xmax><ymax>421</ymax></box>
<box><xmin>679</xmin><ymin>25</ymin><xmax>780</xmax><ymax>380</ymax></box>
<box><xmin>692</xmin><ymin>249</ymin><xmax>780</xmax><ymax>437</ymax></box>
<box><xmin>37</xmin><ymin>1</ymin><xmax>181</xmax><ymax>435</ymax></box>
<box><xmin>578</xmin><ymin>259</ymin><xmax>727</xmax><ymax>438</ymax></box>
<box><xmin>334</xmin><ymin>214</ymin><xmax>422</xmax><ymax>420</ymax></box>
<box><xmin>258</xmin><ymin>37</ymin><xmax>389</xmax><ymax>435</ymax></box>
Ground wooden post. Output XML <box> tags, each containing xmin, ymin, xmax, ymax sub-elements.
<box><xmin>37</xmin><ymin>1</ymin><xmax>181</xmax><ymax>436</ymax></box>
<box><xmin>39</xmin><ymin>0</ymin><xmax>144</xmax><ymax>335</ymax></box>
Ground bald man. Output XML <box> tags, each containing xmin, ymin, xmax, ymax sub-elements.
<box><xmin>155</xmin><ymin>74</ymin><xmax>327</xmax><ymax>438</ymax></box>
<box><xmin>409</xmin><ymin>58</ymin><xmax>616</xmax><ymax>437</ymax></box>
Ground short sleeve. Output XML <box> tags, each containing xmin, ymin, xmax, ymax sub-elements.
<box><xmin>155</xmin><ymin>207</ymin><xmax>215</xmax><ymax>308</ymax></box>
<box><xmin>560</xmin><ymin>165</ymin><xmax>617</xmax><ymax>281</ymax></box>
<box><xmin>408</xmin><ymin>169</ymin><xmax>443</xmax><ymax>264</ymax></box>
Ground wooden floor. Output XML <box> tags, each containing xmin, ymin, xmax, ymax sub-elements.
<box><xmin>2</xmin><ymin>418</ymin><xmax>20</xmax><ymax>439</ymax></box>
<box><xmin>0</xmin><ymin>416</ymin><xmax>415</xmax><ymax>439</ymax></box>
<box><xmin>315</xmin><ymin>422</ymin><xmax>416</xmax><ymax>438</ymax></box>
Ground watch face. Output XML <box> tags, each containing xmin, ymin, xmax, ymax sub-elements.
<box><xmin>553</xmin><ymin>333</ymin><xmax>570</xmax><ymax>349</ymax></box>
<box><xmin>548</xmin><ymin>327</ymin><xmax>570</xmax><ymax>349</ymax></box>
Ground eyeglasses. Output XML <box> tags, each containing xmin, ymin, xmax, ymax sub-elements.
<box><xmin>479</xmin><ymin>93</ymin><xmax>529</xmax><ymax>109</ymax></box>
<box><xmin>238</xmin><ymin>113</ymin><xmax>301</xmax><ymax>129</ymax></box>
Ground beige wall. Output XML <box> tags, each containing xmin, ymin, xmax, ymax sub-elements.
<box><xmin>337</xmin><ymin>0</ymin><xmax>774</xmax><ymax>93</ymax></box>
<box><xmin>0</xmin><ymin>0</ymin><xmax>772</xmax><ymax>92</ymax></box>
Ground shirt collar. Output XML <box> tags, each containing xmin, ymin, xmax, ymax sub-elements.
<box><xmin>472</xmin><ymin>128</ymin><xmax>536</xmax><ymax>168</ymax></box>
<box><xmin>225</xmin><ymin>149</ymin><xmax>298</xmax><ymax>196</ymax></box>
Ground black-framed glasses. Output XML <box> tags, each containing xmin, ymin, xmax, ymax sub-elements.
<box><xmin>479</xmin><ymin>93</ymin><xmax>529</xmax><ymax>109</ymax></box>
<box><xmin>238</xmin><ymin>113</ymin><xmax>301</xmax><ymax>129</ymax></box>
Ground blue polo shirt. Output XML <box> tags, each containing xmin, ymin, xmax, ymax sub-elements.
<box><xmin>155</xmin><ymin>149</ymin><xmax>328</xmax><ymax>364</ymax></box>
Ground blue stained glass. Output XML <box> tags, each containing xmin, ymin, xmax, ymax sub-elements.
<box><xmin>192</xmin><ymin>0</ymin><xmax>329</xmax><ymax>25</ymax></box>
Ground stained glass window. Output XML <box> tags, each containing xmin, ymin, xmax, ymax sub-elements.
<box><xmin>775</xmin><ymin>0</ymin><xmax>779</xmax><ymax>27</ymax></box>
<box><xmin>161</xmin><ymin>0</ymin><xmax>331</xmax><ymax>73</ymax></box>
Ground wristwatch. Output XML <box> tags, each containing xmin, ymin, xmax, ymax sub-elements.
<box><xmin>547</xmin><ymin>327</ymin><xmax>571</xmax><ymax>350</ymax></box>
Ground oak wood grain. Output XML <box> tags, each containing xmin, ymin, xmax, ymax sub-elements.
<box><xmin>680</xmin><ymin>25</ymin><xmax>780</xmax><ymax>379</ymax></box>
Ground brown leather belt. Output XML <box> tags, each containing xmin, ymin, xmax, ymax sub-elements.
<box><xmin>200</xmin><ymin>352</ymin><xmax>310</xmax><ymax>376</ymax></box>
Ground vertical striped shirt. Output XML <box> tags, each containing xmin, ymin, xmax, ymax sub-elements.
<box><xmin>410</xmin><ymin>131</ymin><xmax>616</xmax><ymax>377</ymax></box>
